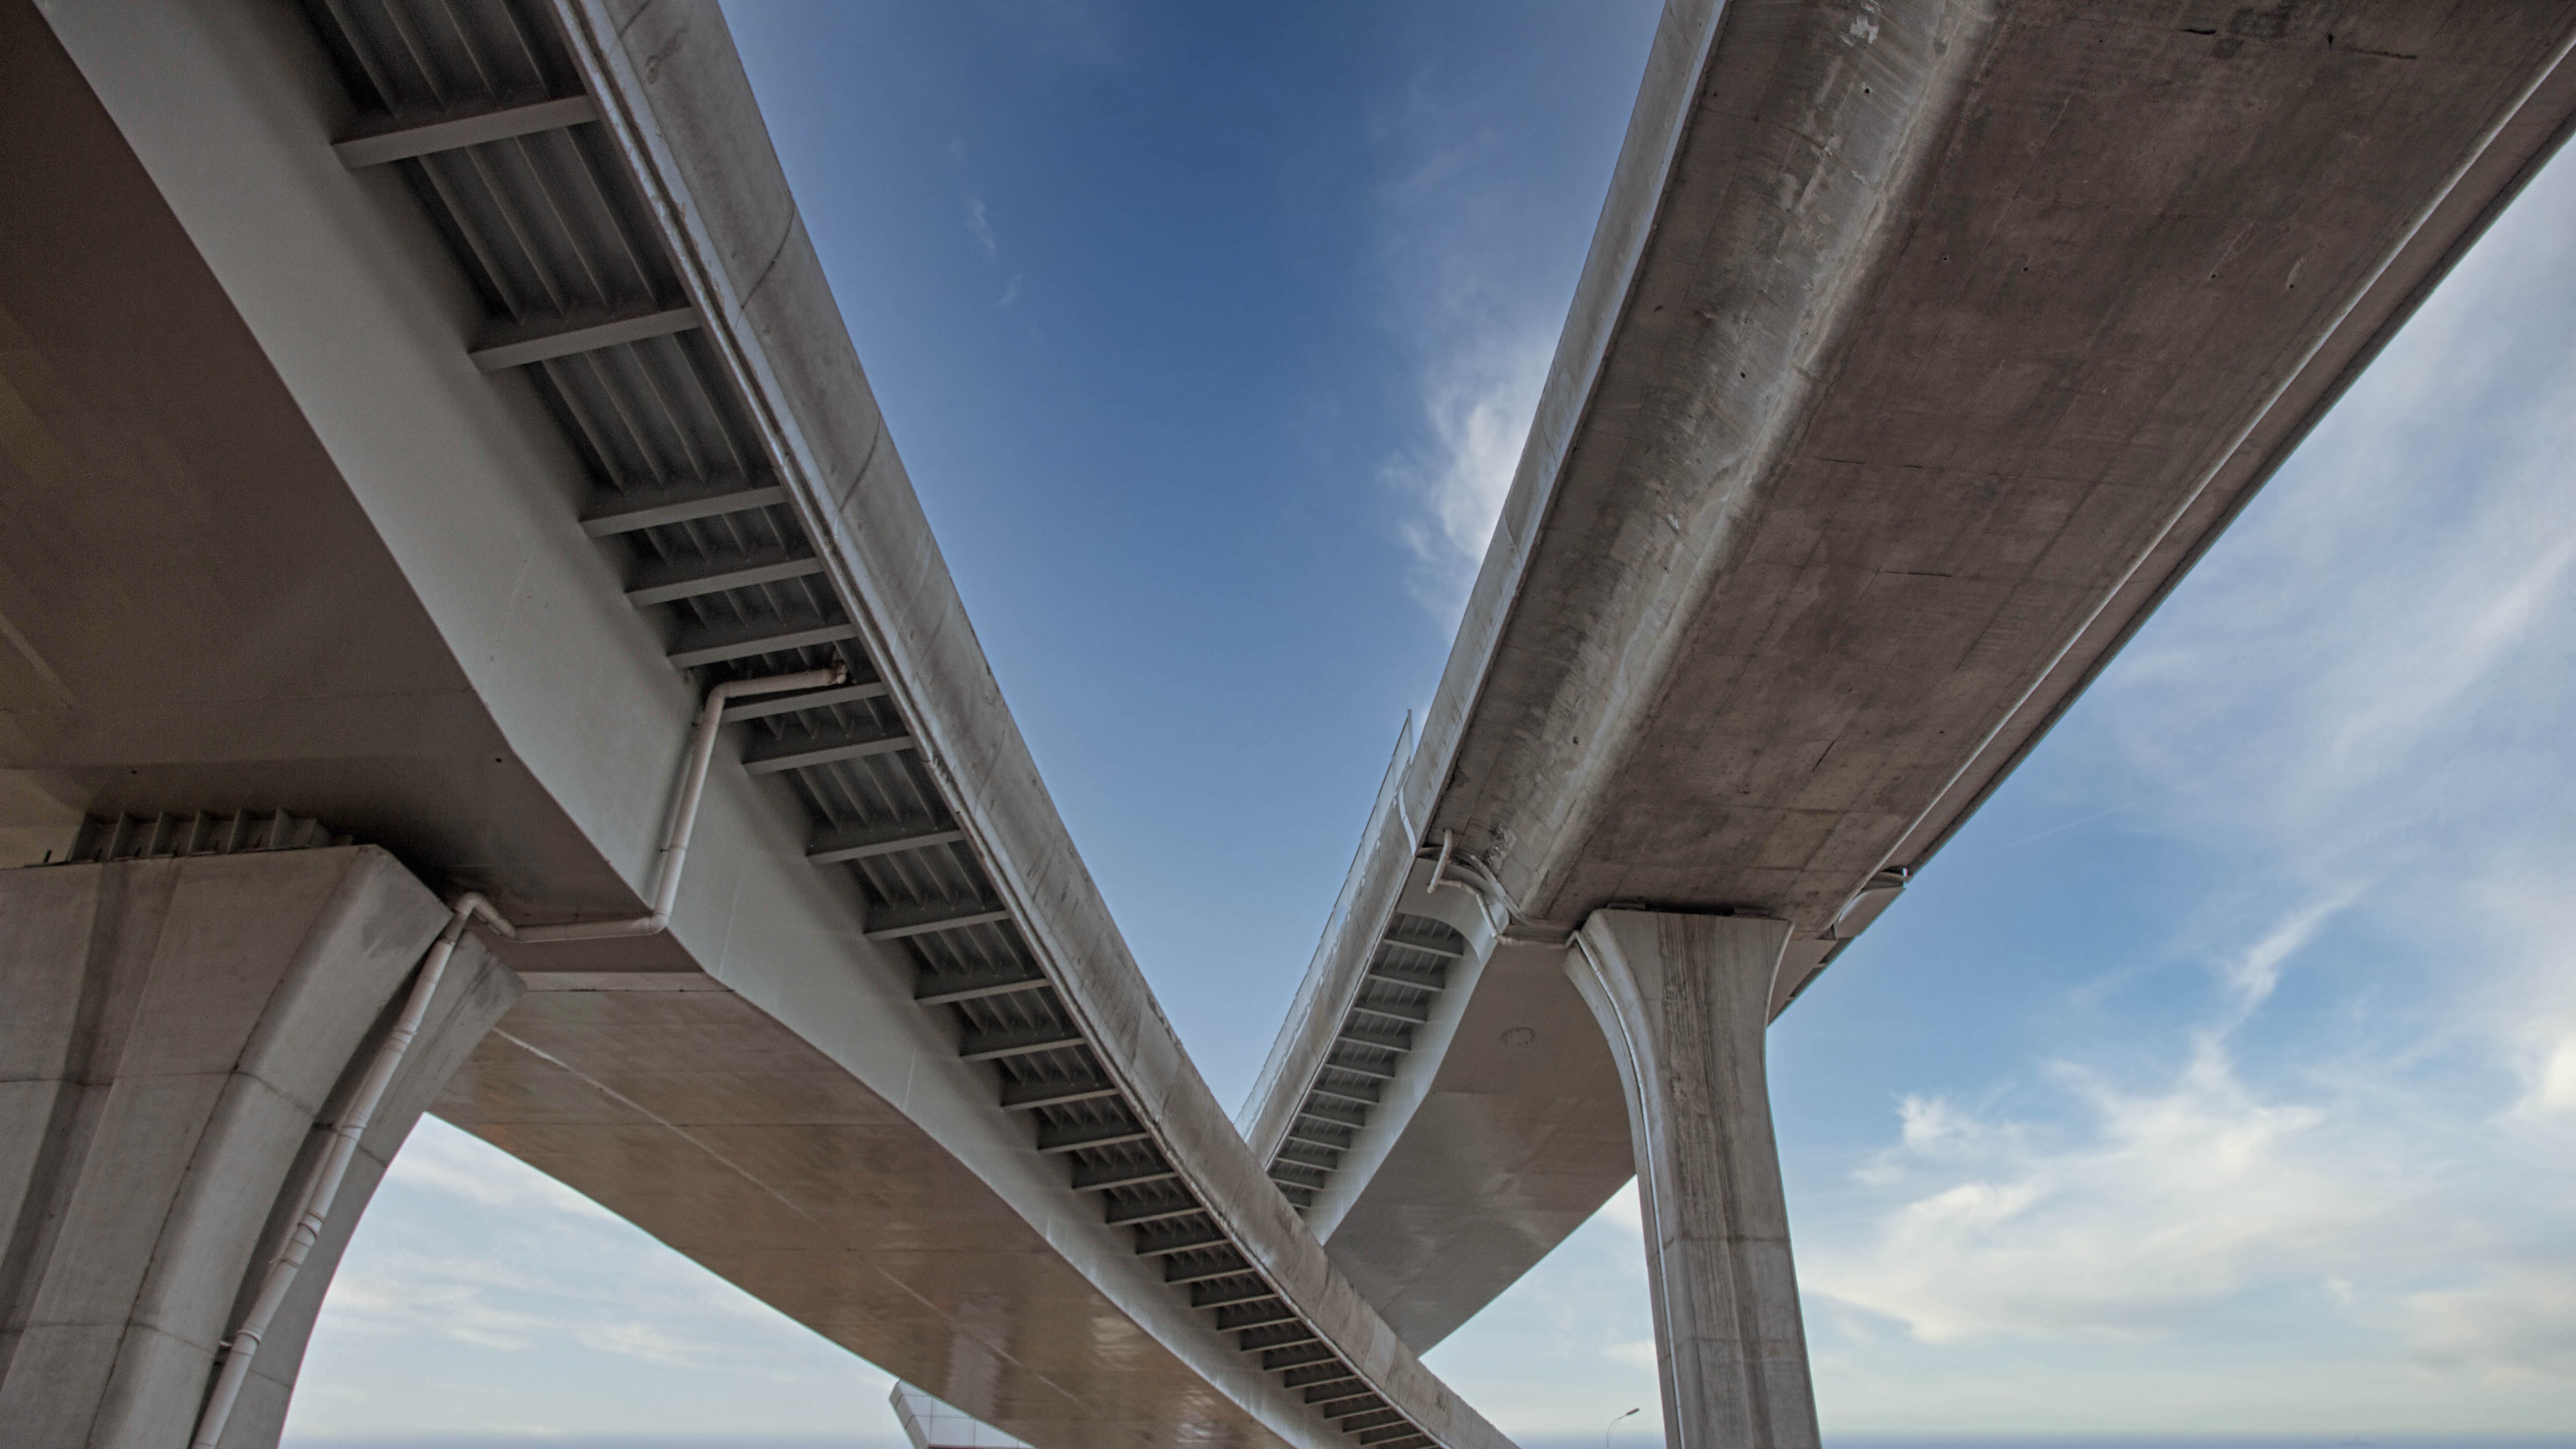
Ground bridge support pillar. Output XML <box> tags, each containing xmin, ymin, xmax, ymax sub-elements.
<box><xmin>0</xmin><ymin>846</ymin><xmax>522</xmax><ymax>1449</ymax></box>
<box><xmin>1568</xmin><ymin>910</ymin><xmax>1818</xmax><ymax>1449</ymax></box>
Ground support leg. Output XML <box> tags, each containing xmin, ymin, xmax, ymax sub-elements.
<box><xmin>1568</xmin><ymin>910</ymin><xmax>1817</xmax><ymax>1449</ymax></box>
<box><xmin>0</xmin><ymin>846</ymin><xmax>522</xmax><ymax>1449</ymax></box>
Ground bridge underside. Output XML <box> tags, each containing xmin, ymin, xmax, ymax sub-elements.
<box><xmin>1254</xmin><ymin>0</ymin><xmax>2576</xmax><ymax>1356</ymax></box>
<box><xmin>6</xmin><ymin>4</ymin><xmax>1507</xmax><ymax>1448</ymax></box>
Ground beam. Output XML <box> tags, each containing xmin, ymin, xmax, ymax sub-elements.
<box><xmin>1241</xmin><ymin>1323</ymin><xmax>1320</xmax><ymax>1354</ymax></box>
<box><xmin>626</xmin><ymin>552</ymin><xmax>825</xmax><ymax>607</ymax></box>
<box><xmin>1381</xmin><ymin>935</ymin><xmax>1463</xmax><ymax>959</ymax></box>
<box><xmin>470</xmin><ymin>304</ymin><xmax>702</xmax><ymax>370</ymax></box>
<box><xmin>864</xmin><ymin>902</ymin><xmax>1011</xmax><ymax>942</ymax></box>
<box><xmin>1165</xmin><ymin>1257</ymin><xmax>1255</xmax><ymax>1287</ymax></box>
<box><xmin>581</xmin><ymin>482</ymin><xmax>786</xmax><ymax>536</ymax></box>
<box><xmin>1282</xmin><ymin>1362</ymin><xmax>1360</xmax><ymax>1390</ymax></box>
<box><xmin>912</xmin><ymin>972</ymin><xmax>1050</xmax><ymax>1007</ymax></box>
<box><xmin>1001</xmin><ymin>1077</ymin><xmax>1120</xmax><ymax>1111</ymax></box>
<box><xmin>1038</xmin><ymin>1121</ymin><xmax>1151</xmax><ymax>1154</ymax></box>
<box><xmin>1260</xmin><ymin>1342</ymin><xmax>1338</xmax><ymax>1371</ymax></box>
<box><xmin>1136</xmin><ymin>1224</ymin><xmax>1231</xmax><ymax>1258</ymax></box>
<box><xmin>810</xmin><ymin>824</ymin><xmax>966</xmax><ymax>866</ymax></box>
<box><xmin>747</xmin><ymin>726</ymin><xmax>916</xmax><ymax>775</ymax></box>
<box><xmin>1295</xmin><ymin>1100</ymin><xmax>1366</xmax><ymax>1128</ymax></box>
<box><xmin>1104</xmin><ymin>1198</ymin><xmax>1206</xmax><ymax>1227</ymax></box>
<box><xmin>958</xmin><ymin>1023</ymin><xmax>1085</xmax><ymax>1063</ymax></box>
<box><xmin>1363</xmin><ymin>962</ymin><xmax>1445</xmax><ymax>989</ymax></box>
<box><xmin>1322</xmin><ymin>1051</ymin><xmax>1395</xmax><ymax>1081</ymax></box>
<box><xmin>1305</xmin><ymin>1381</ymin><xmax>1370</xmax><ymax>1405</ymax></box>
<box><xmin>335</xmin><ymin>94</ymin><xmax>601</xmax><ymax>167</ymax></box>
<box><xmin>1072</xmin><ymin>1160</ymin><xmax>1178</xmax><ymax>1191</ymax></box>
<box><xmin>1215</xmin><ymin>1300</ymin><xmax>1298</xmax><ymax>1330</ymax></box>
<box><xmin>1191</xmin><ymin>1280</ymin><xmax>1277</xmax><ymax>1310</ymax></box>
<box><xmin>667</xmin><ymin>618</ymin><xmax>859</xmax><ymax>671</ymax></box>
<box><xmin>724</xmin><ymin>680</ymin><xmax>888</xmax><ymax>722</ymax></box>
<box><xmin>1334</xmin><ymin>1020</ymin><xmax>1410</xmax><ymax>1052</ymax></box>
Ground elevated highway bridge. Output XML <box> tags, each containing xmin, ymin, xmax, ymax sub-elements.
<box><xmin>1245</xmin><ymin>0</ymin><xmax>2576</xmax><ymax>1364</ymax></box>
<box><xmin>3</xmin><ymin>3</ymin><xmax>2569</xmax><ymax>1449</ymax></box>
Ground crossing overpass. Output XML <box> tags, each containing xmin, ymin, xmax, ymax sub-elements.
<box><xmin>1243</xmin><ymin>0</ymin><xmax>2576</xmax><ymax>1354</ymax></box>
<box><xmin>4</xmin><ymin>2</ymin><xmax>2571</xmax><ymax>1449</ymax></box>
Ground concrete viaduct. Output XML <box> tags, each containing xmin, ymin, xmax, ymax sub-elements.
<box><xmin>3</xmin><ymin>2</ymin><xmax>2568</xmax><ymax>1449</ymax></box>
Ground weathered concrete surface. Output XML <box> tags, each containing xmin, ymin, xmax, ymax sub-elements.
<box><xmin>0</xmin><ymin>0</ymin><xmax>647</xmax><ymax>916</ymax></box>
<box><xmin>1261</xmin><ymin>0</ymin><xmax>2576</xmax><ymax>1352</ymax></box>
<box><xmin>1569</xmin><ymin>913</ymin><xmax>1814</xmax><ymax>1449</ymax></box>
<box><xmin>0</xmin><ymin>846</ymin><xmax>518</xmax><ymax>1449</ymax></box>
<box><xmin>1433</xmin><ymin>0</ymin><xmax>2576</xmax><ymax>935</ymax></box>
<box><xmin>1298</xmin><ymin>936</ymin><xmax>1632</xmax><ymax>1350</ymax></box>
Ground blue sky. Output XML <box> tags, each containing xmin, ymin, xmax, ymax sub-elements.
<box><xmin>284</xmin><ymin>2</ymin><xmax>2576</xmax><ymax>1442</ymax></box>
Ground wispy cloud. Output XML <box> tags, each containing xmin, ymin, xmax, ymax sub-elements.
<box><xmin>294</xmin><ymin>1121</ymin><xmax>891</xmax><ymax>1437</ymax></box>
<box><xmin>965</xmin><ymin>194</ymin><xmax>998</xmax><ymax>262</ymax></box>
<box><xmin>1805</xmin><ymin>147</ymin><xmax>2576</xmax><ymax>1415</ymax></box>
<box><xmin>2409</xmin><ymin>1266</ymin><xmax>2576</xmax><ymax>1382</ymax></box>
<box><xmin>1811</xmin><ymin>1025</ymin><xmax>2420</xmax><ymax>1345</ymax></box>
<box><xmin>1384</xmin><ymin>329</ymin><xmax>1551</xmax><ymax>615</ymax></box>
<box><xmin>1365</xmin><ymin>51</ymin><xmax>1599</xmax><ymax>626</ymax></box>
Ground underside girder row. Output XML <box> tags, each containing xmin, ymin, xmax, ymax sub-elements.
<box><xmin>296</xmin><ymin>2</ymin><xmax>1443</xmax><ymax>1443</ymax></box>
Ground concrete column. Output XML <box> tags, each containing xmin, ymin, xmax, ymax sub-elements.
<box><xmin>1567</xmin><ymin>910</ymin><xmax>1817</xmax><ymax>1449</ymax></box>
<box><xmin>0</xmin><ymin>845</ymin><xmax>523</xmax><ymax>1449</ymax></box>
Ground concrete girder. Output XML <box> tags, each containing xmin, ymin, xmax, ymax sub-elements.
<box><xmin>334</xmin><ymin>94</ymin><xmax>603</xmax><ymax>169</ymax></box>
<box><xmin>11</xmin><ymin>0</ymin><xmax>1518</xmax><ymax>1445</ymax></box>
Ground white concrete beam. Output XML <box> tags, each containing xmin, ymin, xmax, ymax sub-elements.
<box><xmin>334</xmin><ymin>94</ymin><xmax>601</xmax><ymax>168</ymax></box>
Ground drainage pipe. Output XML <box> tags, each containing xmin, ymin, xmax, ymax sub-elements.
<box><xmin>468</xmin><ymin>661</ymin><xmax>847</xmax><ymax>942</ymax></box>
<box><xmin>187</xmin><ymin>663</ymin><xmax>842</xmax><ymax>1448</ymax></box>
<box><xmin>187</xmin><ymin>901</ymin><xmax>471</xmax><ymax>1449</ymax></box>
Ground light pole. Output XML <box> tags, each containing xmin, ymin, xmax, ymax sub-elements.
<box><xmin>1606</xmin><ymin>1405</ymin><xmax>1641</xmax><ymax>1449</ymax></box>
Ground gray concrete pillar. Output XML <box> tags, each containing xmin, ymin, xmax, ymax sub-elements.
<box><xmin>0</xmin><ymin>845</ymin><xmax>522</xmax><ymax>1449</ymax></box>
<box><xmin>1567</xmin><ymin>910</ymin><xmax>1817</xmax><ymax>1449</ymax></box>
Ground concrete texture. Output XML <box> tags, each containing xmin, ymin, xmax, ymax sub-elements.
<box><xmin>1300</xmin><ymin>935</ymin><xmax>1632</xmax><ymax>1350</ymax></box>
<box><xmin>1569</xmin><ymin>913</ymin><xmax>1814</xmax><ymax>1449</ymax></box>
<box><xmin>0</xmin><ymin>846</ymin><xmax>520</xmax><ymax>1449</ymax></box>
<box><xmin>1256</xmin><ymin>0</ymin><xmax>2576</xmax><ymax>1352</ymax></box>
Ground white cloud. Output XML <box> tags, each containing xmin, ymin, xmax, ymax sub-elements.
<box><xmin>965</xmin><ymin>194</ymin><xmax>998</xmax><ymax>261</ymax></box>
<box><xmin>1800</xmin><ymin>150</ymin><xmax>2576</xmax><ymax>1413</ymax></box>
<box><xmin>2409</xmin><ymin>1266</ymin><xmax>2576</xmax><ymax>1381</ymax></box>
<box><xmin>1807</xmin><ymin>885</ymin><xmax>2442</xmax><ymax>1351</ymax></box>
<box><xmin>1385</xmin><ymin>328</ymin><xmax>1551</xmax><ymax>615</ymax></box>
<box><xmin>1363</xmin><ymin>42</ymin><xmax>1601</xmax><ymax>626</ymax></box>
<box><xmin>292</xmin><ymin>1119</ymin><xmax>893</xmax><ymax>1438</ymax></box>
<box><xmin>1810</xmin><ymin>1036</ymin><xmax>2417</xmax><ymax>1345</ymax></box>
<box><xmin>2213</xmin><ymin>887</ymin><xmax>2352</xmax><ymax>1019</ymax></box>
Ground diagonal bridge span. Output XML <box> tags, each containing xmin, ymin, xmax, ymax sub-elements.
<box><xmin>6</xmin><ymin>1</ymin><xmax>1508</xmax><ymax>1447</ymax></box>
